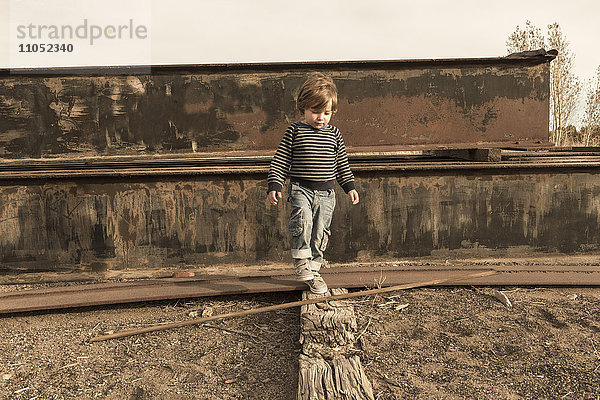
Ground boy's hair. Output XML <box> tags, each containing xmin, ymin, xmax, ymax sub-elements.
<box><xmin>296</xmin><ymin>73</ymin><xmax>338</xmax><ymax>113</ymax></box>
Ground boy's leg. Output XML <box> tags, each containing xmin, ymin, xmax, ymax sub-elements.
<box><xmin>288</xmin><ymin>183</ymin><xmax>314</xmax><ymax>281</ymax></box>
<box><xmin>294</xmin><ymin>258</ymin><xmax>313</xmax><ymax>281</ymax></box>
<box><xmin>309</xmin><ymin>188</ymin><xmax>336</xmax><ymax>272</ymax></box>
<box><xmin>303</xmin><ymin>188</ymin><xmax>335</xmax><ymax>295</ymax></box>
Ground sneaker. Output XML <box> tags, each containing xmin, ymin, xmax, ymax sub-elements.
<box><xmin>294</xmin><ymin>259</ymin><xmax>314</xmax><ymax>281</ymax></box>
<box><xmin>305</xmin><ymin>272</ymin><xmax>328</xmax><ymax>294</ymax></box>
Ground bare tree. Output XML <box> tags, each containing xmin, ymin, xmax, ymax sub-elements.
<box><xmin>582</xmin><ymin>66</ymin><xmax>600</xmax><ymax>146</ymax></box>
<box><xmin>506</xmin><ymin>21</ymin><xmax>581</xmax><ymax>146</ymax></box>
<box><xmin>506</xmin><ymin>20</ymin><xmax>545</xmax><ymax>54</ymax></box>
<box><xmin>546</xmin><ymin>23</ymin><xmax>581</xmax><ymax>145</ymax></box>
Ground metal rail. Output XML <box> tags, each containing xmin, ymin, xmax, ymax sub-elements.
<box><xmin>2</xmin><ymin>264</ymin><xmax>600</xmax><ymax>314</ymax></box>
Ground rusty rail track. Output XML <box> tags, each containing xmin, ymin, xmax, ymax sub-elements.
<box><xmin>2</xmin><ymin>264</ymin><xmax>600</xmax><ymax>314</ymax></box>
<box><xmin>2</xmin><ymin>149</ymin><xmax>600</xmax><ymax>181</ymax></box>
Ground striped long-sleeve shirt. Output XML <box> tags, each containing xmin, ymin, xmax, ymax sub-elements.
<box><xmin>267</xmin><ymin>122</ymin><xmax>355</xmax><ymax>193</ymax></box>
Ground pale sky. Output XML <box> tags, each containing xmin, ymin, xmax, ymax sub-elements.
<box><xmin>1</xmin><ymin>0</ymin><xmax>598</xmax><ymax>123</ymax></box>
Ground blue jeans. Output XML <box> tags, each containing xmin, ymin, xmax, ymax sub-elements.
<box><xmin>288</xmin><ymin>182</ymin><xmax>336</xmax><ymax>270</ymax></box>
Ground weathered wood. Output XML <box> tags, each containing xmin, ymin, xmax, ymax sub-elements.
<box><xmin>298</xmin><ymin>289</ymin><xmax>375</xmax><ymax>400</ymax></box>
<box><xmin>298</xmin><ymin>356</ymin><xmax>336</xmax><ymax>400</ymax></box>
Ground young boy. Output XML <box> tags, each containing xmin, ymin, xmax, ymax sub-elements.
<box><xmin>267</xmin><ymin>73</ymin><xmax>359</xmax><ymax>295</ymax></box>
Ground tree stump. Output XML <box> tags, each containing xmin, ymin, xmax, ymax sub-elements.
<box><xmin>297</xmin><ymin>288</ymin><xmax>374</xmax><ymax>400</ymax></box>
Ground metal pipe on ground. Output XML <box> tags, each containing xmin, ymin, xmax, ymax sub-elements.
<box><xmin>89</xmin><ymin>270</ymin><xmax>496</xmax><ymax>342</ymax></box>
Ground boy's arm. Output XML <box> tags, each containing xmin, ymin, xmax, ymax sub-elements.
<box><xmin>267</xmin><ymin>125</ymin><xmax>295</xmax><ymax>198</ymax></box>
<box><xmin>334</xmin><ymin>129</ymin><xmax>356</xmax><ymax>194</ymax></box>
<box><xmin>268</xmin><ymin>190</ymin><xmax>282</xmax><ymax>205</ymax></box>
<box><xmin>348</xmin><ymin>189</ymin><xmax>359</xmax><ymax>204</ymax></box>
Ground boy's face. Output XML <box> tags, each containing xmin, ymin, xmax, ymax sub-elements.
<box><xmin>303</xmin><ymin>99</ymin><xmax>333</xmax><ymax>129</ymax></box>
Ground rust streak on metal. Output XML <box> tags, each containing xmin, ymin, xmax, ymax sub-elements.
<box><xmin>3</xmin><ymin>163</ymin><xmax>600</xmax><ymax>272</ymax></box>
<box><xmin>0</xmin><ymin>54</ymin><xmax>553</xmax><ymax>160</ymax></box>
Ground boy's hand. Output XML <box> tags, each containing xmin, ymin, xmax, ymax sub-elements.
<box><xmin>348</xmin><ymin>189</ymin><xmax>359</xmax><ymax>205</ymax></box>
<box><xmin>269</xmin><ymin>190</ymin><xmax>282</xmax><ymax>205</ymax></box>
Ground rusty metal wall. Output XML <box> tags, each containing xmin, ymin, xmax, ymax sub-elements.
<box><xmin>0</xmin><ymin>55</ymin><xmax>552</xmax><ymax>160</ymax></box>
<box><xmin>1</xmin><ymin>167</ymin><xmax>600</xmax><ymax>273</ymax></box>
<box><xmin>0</xmin><ymin>54</ymin><xmax>571</xmax><ymax>275</ymax></box>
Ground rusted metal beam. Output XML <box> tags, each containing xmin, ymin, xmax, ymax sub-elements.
<box><xmin>424</xmin><ymin>148</ymin><xmax>502</xmax><ymax>162</ymax></box>
<box><xmin>0</xmin><ymin>53</ymin><xmax>553</xmax><ymax>160</ymax></box>
<box><xmin>3</xmin><ymin>265</ymin><xmax>600</xmax><ymax>314</ymax></box>
<box><xmin>2</xmin><ymin>155</ymin><xmax>600</xmax><ymax>181</ymax></box>
<box><xmin>4</xmin><ymin>162</ymin><xmax>600</xmax><ymax>272</ymax></box>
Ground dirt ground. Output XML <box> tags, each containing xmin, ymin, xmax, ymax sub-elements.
<box><xmin>356</xmin><ymin>286</ymin><xmax>600</xmax><ymax>399</ymax></box>
<box><xmin>0</xmin><ymin>292</ymin><xmax>300</xmax><ymax>400</ymax></box>
<box><xmin>1</xmin><ymin>281</ymin><xmax>600</xmax><ymax>399</ymax></box>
